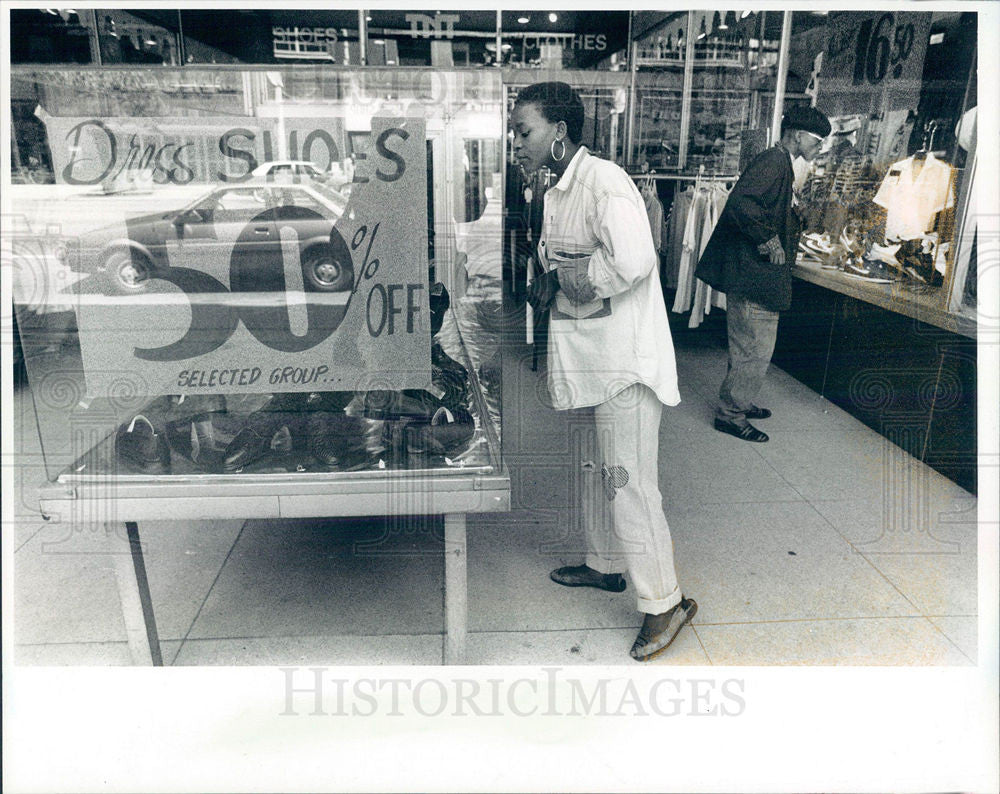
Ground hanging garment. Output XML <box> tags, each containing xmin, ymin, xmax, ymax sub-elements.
<box><xmin>688</xmin><ymin>183</ymin><xmax>730</xmax><ymax>328</ymax></box>
<box><xmin>662</xmin><ymin>188</ymin><xmax>692</xmax><ymax>290</ymax></box>
<box><xmin>640</xmin><ymin>180</ymin><xmax>665</xmax><ymax>252</ymax></box>
<box><xmin>873</xmin><ymin>152</ymin><xmax>955</xmax><ymax>241</ymax></box>
<box><xmin>671</xmin><ymin>188</ymin><xmax>707</xmax><ymax>313</ymax></box>
<box><xmin>673</xmin><ymin>181</ymin><xmax>730</xmax><ymax>318</ymax></box>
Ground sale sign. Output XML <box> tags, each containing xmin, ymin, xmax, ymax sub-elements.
<box><xmin>818</xmin><ymin>11</ymin><xmax>933</xmax><ymax>117</ymax></box>
<box><xmin>70</xmin><ymin>116</ymin><xmax>431</xmax><ymax>399</ymax></box>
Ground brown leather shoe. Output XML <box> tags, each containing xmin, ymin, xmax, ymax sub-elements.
<box><xmin>550</xmin><ymin>565</ymin><xmax>626</xmax><ymax>593</ymax></box>
<box><xmin>630</xmin><ymin>597</ymin><xmax>698</xmax><ymax>661</ymax></box>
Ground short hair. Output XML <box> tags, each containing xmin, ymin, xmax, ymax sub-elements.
<box><xmin>781</xmin><ymin>105</ymin><xmax>832</xmax><ymax>138</ymax></box>
<box><xmin>514</xmin><ymin>81</ymin><xmax>585</xmax><ymax>145</ymax></box>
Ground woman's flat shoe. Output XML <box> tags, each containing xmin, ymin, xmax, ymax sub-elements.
<box><xmin>550</xmin><ymin>565</ymin><xmax>626</xmax><ymax>593</ymax></box>
<box><xmin>745</xmin><ymin>405</ymin><xmax>772</xmax><ymax>419</ymax></box>
<box><xmin>630</xmin><ymin>597</ymin><xmax>698</xmax><ymax>661</ymax></box>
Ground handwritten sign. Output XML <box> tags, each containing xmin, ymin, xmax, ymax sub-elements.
<box><xmin>69</xmin><ymin>116</ymin><xmax>430</xmax><ymax>398</ymax></box>
<box><xmin>819</xmin><ymin>11</ymin><xmax>932</xmax><ymax>116</ymax></box>
<box><xmin>36</xmin><ymin>112</ymin><xmax>348</xmax><ymax>186</ymax></box>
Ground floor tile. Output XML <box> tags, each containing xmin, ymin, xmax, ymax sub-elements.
<box><xmin>810</xmin><ymin>497</ymin><xmax>978</xmax><ymax>616</ymax></box>
<box><xmin>13</xmin><ymin>640</ymin><xmax>183</xmax><ymax>666</ymax></box>
<box><xmin>671</xmin><ymin>502</ymin><xmax>921</xmax><ymax>624</ymax></box>
<box><xmin>926</xmin><ymin>616</ymin><xmax>977</xmax><ymax>663</ymax></box>
<box><xmin>136</xmin><ymin>519</ymin><xmax>246</xmax><ymax>640</ymax></box>
<box><xmin>14</xmin><ymin>642</ymin><xmax>132</xmax><ymax>666</ymax></box>
<box><xmin>656</xmin><ymin>417</ymin><xmax>803</xmax><ymax>506</ymax></box>
<box><xmin>187</xmin><ymin>517</ymin><xmax>445</xmax><ymax>640</ymax></box>
<box><xmin>695</xmin><ymin>617</ymin><xmax>972</xmax><ymax>665</ymax></box>
<box><xmin>171</xmin><ymin>633</ymin><xmax>442</xmax><ymax>665</ymax></box>
<box><xmin>467</xmin><ymin>521</ymin><xmax>639</xmax><ymax>633</ymax></box>
<box><xmin>466</xmin><ymin>625</ymin><xmax>708</xmax><ymax>665</ymax></box>
<box><xmin>810</xmin><ymin>494</ymin><xmax>977</xmax><ymax>554</ymax></box>
<box><xmin>755</xmin><ymin>427</ymin><xmax>924</xmax><ymax>503</ymax></box>
<box><xmin>13</xmin><ymin>525</ymin><xmax>127</xmax><ymax>645</ymax></box>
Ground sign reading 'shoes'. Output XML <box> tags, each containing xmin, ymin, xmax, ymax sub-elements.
<box><xmin>70</xmin><ymin>116</ymin><xmax>430</xmax><ymax>399</ymax></box>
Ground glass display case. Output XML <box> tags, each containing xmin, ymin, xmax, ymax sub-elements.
<box><xmin>785</xmin><ymin>10</ymin><xmax>977</xmax><ymax>331</ymax></box>
<box><xmin>7</xmin><ymin>66</ymin><xmax>509</xmax><ymax>520</ymax></box>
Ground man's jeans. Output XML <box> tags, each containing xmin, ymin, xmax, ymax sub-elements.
<box><xmin>717</xmin><ymin>295</ymin><xmax>780</xmax><ymax>424</ymax></box>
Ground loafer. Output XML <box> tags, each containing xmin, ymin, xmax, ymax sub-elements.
<box><xmin>550</xmin><ymin>565</ymin><xmax>626</xmax><ymax>593</ymax></box>
<box><xmin>745</xmin><ymin>405</ymin><xmax>772</xmax><ymax>419</ymax></box>
<box><xmin>714</xmin><ymin>418</ymin><xmax>768</xmax><ymax>443</ymax></box>
<box><xmin>630</xmin><ymin>597</ymin><xmax>698</xmax><ymax>662</ymax></box>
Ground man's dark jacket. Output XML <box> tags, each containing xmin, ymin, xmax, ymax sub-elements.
<box><xmin>696</xmin><ymin>145</ymin><xmax>798</xmax><ymax>312</ymax></box>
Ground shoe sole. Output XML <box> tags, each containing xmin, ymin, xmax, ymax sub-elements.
<box><xmin>631</xmin><ymin>599</ymin><xmax>698</xmax><ymax>662</ymax></box>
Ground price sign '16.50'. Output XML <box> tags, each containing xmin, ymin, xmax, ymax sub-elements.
<box><xmin>852</xmin><ymin>13</ymin><xmax>915</xmax><ymax>86</ymax></box>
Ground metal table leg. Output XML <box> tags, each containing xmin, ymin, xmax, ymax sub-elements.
<box><xmin>443</xmin><ymin>513</ymin><xmax>467</xmax><ymax>665</ymax></box>
<box><xmin>107</xmin><ymin>521</ymin><xmax>163</xmax><ymax>666</ymax></box>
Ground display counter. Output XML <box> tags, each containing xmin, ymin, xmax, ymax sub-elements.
<box><xmin>793</xmin><ymin>259</ymin><xmax>976</xmax><ymax>338</ymax></box>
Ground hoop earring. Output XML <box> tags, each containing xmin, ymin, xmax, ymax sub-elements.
<box><xmin>551</xmin><ymin>138</ymin><xmax>566</xmax><ymax>162</ymax></box>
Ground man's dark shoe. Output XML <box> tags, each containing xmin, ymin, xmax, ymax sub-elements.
<box><xmin>116</xmin><ymin>415</ymin><xmax>171</xmax><ymax>474</ymax></box>
<box><xmin>745</xmin><ymin>405</ymin><xmax>772</xmax><ymax>419</ymax></box>
<box><xmin>630</xmin><ymin>597</ymin><xmax>698</xmax><ymax>661</ymax></box>
<box><xmin>550</xmin><ymin>565</ymin><xmax>626</xmax><ymax>593</ymax></box>
<box><xmin>714</xmin><ymin>418</ymin><xmax>768</xmax><ymax>442</ymax></box>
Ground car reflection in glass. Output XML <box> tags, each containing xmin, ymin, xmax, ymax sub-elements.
<box><xmin>72</xmin><ymin>181</ymin><xmax>353</xmax><ymax>296</ymax></box>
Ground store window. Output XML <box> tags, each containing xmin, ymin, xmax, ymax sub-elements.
<box><xmin>632</xmin><ymin>10</ymin><xmax>781</xmax><ymax>174</ymax></box>
<box><xmin>786</xmin><ymin>10</ymin><xmax>977</xmax><ymax>310</ymax></box>
<box><xmin>10</xmin><ymin>8</ymin><xmax>98</xmax><ymax>64</ymax></box>
<box><xmin>8</xmin><ymin>67</ymin><xmax>504</xmax><ymax>485</ymax></box>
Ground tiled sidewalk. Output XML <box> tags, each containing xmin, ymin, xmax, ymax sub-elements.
<box><xmin>11</xmin><ymin>334</ymin><xmax>978</xmax><ymax>666</ymax></box>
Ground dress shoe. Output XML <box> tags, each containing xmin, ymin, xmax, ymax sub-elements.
<box><xmin>404</xmin><ymin>407</ymin><xmax>475</xmax><ymax>456</ymax></box>
<box><xmin>307</xmin><ymin>411</ymin><xmax>370</xmax><ymax>469</ymax></box>
<box><xmin>116</xmin><ymin>415</ymin><xmax>171</xmax><ymax>474</ymax></box>
<box><xmin>745</xmin><ymin>405</ymin><xmax>772</xmax><ymax>420</ymax></box>
<box><xmin>630</xmin><ymin>597</ymin><xmax>698</xmax><ymax>661</ymax></box>
<box><xmin>223</xmin><ymin>426</ymin><xmax>273</xmax><ymax>472</ymax></box>
<box><xmin>550</xmin><ymin>564</ymin><xmax>626</xmax><ymax>592</ymax></box>
<box><xmin>714</xmin><ymin>418</ymin><xmax>768</xmax><ymax>442</ymax></box>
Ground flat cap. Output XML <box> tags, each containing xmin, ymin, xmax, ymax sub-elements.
<box><xmin>784</xmin><ymin>105</ymin><xmax>831</xmax><ymax>138</ymax></box>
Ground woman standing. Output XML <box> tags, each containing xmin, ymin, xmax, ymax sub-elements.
<box><xmin>512</xmin><ymin>81</ymin><xmax>696</xmax><ymax>661</ymax></box>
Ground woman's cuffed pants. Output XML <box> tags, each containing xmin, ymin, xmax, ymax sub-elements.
<box><xmin>581</xmin><ymin>382</ymin><xmax>681</xmax><ymax>615</ymax></box>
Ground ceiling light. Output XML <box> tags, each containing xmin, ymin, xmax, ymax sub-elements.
<box><xmin>548</xmin><ymin>13</ymin><xmax>557</xmax><ymax>23</ymax></box>
<box><xmin>366</xmin><ymin>15</ymin><xmax>372</xmax><ymax>21</ymax></box>
<box><xmin>518</xmin><ymin>16</ymin><xmax>529</xmax><ymax>24</ymax></box>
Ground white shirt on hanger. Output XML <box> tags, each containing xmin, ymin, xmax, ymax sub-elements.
<box><xmin>873</xmin><ymin>152</ymin><xmax>955</xmax><ymax>240</ymax></box>
<box><xmin>538</xmin><ymin>146</ymin><xmax>680</xmax><ymax>410</ymax></box>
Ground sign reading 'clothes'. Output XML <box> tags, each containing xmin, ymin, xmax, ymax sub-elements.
<box><xmin>69</xmin><ymin>116</ymin><xmax>430</xmax><ymax>399</ymax></box>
